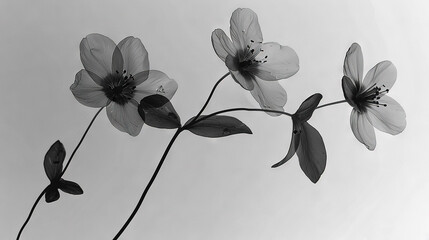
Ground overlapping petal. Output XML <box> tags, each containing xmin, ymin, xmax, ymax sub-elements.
<box><xmin>363</xmin><ymin>61</ymin><xmax>396</xmax><ymax>91</ymax></box>
<box><xmin>133</xmin><ymin>70</ymin><xmax>178</xmax><ymax>101</ymax></box>
<box><xmin>350</xmin><ymin>109</ymin><xmax>376</xmax><ymax>150</ymax></box>
<box><xmin>229</xmin><ymin>69</ymin><xmax>254</xmax><ymax>90</ymax></box>
<box><xmin>252</xmin><ymin>43</ymin><xmax>299</xmax><ymax>81</ymax></box>
<box><xmin>250</xmin><ymin>78</ymin><xmax>287</xmax><ymax>116</ymax></box>
<box><xmin>366</xmin><ymin>95</ymin><xmax>406</xmax><ymax>135</ymax></box>
<box><xmin>343</xmin><ymin>43</ymin><xmax>363</xmax><ymax>82</ymax></box>
<box><xmin>230</xmin><ymin>8</ymin><xmax>263</xmax><ymax>51</ymax></box>
<box><xmin>117</xmin><ymin>36</ymin><xmax>149</xmax><ymax>75</ymax></box>
<box><xmin>211</xmin><ymin>29</ymin><xmax>236</xmax><ymax>61</ymax></box>
<box><xmin>80</xmin><ymin>33</ymin><xmax>117</xmax><ymax>79</ymax></box>
<box><xmin>106</xmin><ymin>102</ymin><xmax>144</xmax><ymax>137</ymax></box>
<box><xmin>70</xmin><ymin>70</ymin><xmax>109</xmax><ymax>108</ymax></box>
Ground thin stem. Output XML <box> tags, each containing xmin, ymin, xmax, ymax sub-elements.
<box><xmin>113</xmin><ymin>128</ymin><xmax>183</xmax><ymax>239</ymax></box>
<box><xmin>193</xmin><ymin>107</ymin><xmax>292</xmax><ymax>124</ymax></box>
<box><xmin>316</xmin><ymin>100</ymin><xmax>347</xmax><ymax>109</ymax></box>
<box><xmin>191</xmin><ymin>72</ymin><xmax>230</xmax><ymax>123</ymax></box>
<box><xmin>60</xmin><ymin>107</ymin><xmax>104</xmax><ymax>177</ymax></box>
<box><xmin>17</xmin><ymin>107</ymin><xmax>104</xmax><ymax>240</ymax></box>
<box><xmin>16</xmin><ymin>187</ymin><xmax>47</xmax><ymax>240</ymax></box>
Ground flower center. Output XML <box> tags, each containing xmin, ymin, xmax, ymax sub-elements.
<box><xmin>355</xmin><ymin>83</ymin><xmax>389</xmax><ymax>111</ymax></box>
<box><xmin>238</xmin><ymin>39</ymin><xmax>267</xmax><ymax>69</ymax></box>
<box><xmin>102</xmin><ymin>70</ymin><xmax>136</xmax><ymax>105</ymax></box>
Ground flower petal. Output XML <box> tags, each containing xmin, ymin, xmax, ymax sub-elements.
<box><xmin>111</xmin><ymin>46</ymin><xmax>124</xmax><ymax>74</ymax></box>
<box><xmin>106</xmin><ymin>102</ymin><xmax>144</xmax><ymax>136</ymax></box>
<box><xmin>252</xmin><ymin>42</ymin><xmax>299</xmax><ymax>81</ymax></box>
<box><xmin>117</xmin><ymin>36</ymin><xmax>149</xmax><ymax>75</ymax></box>
<box><xmin>45</xmin><ymin>186</ymin><xmax>60</xmax><ymax>203</ymax></box>
<box><xmin>211</xmin><ymin>29</ymin><xmax>236</xmax><ymax>62</ymax></box>
<box><xmin>80</xmin><ymin>33</ymin><xmax>116</xmax><ymax>79</ymax></box>
<box><xmin>70</xmin><ymin>70</ymin><xmax>109</xmax><ymax>108</ymax></box>
<box><xmin>296</xmin><ymin>122</ymin><xmax>327</xmax><ymax>183</ymax></box>
<box><xmin>133</xmin><ymin>70</ymin><xmax>178</xmax><ymax>101</ymax></box>
<box><xmin>250</xmin><ymin>77</ymin><xmax>287</xmax><ymax>116</ymax></box>
<box><xmin>366</xmin><ymin>95</ymin><xmax>406</xmax><ymax>135</ymax></box>
<box><xmin>229</xmin><ymin>8</ymin><xmax>263</xmax><ymax>51</ymax></box>
<box><xmin>44</xmin><ymin>140</ymin><xmax>65</xmax><ymax>181</ymax></box>
<box><xmin>350</xmin><ymin>109</ymin><xmax>376</xmax><ymax>150</ymax></box>
<box><xmin>343</xmin><ymin>43</ymin><xmax>364</xmax><ymax>82</ymax></box>
<box><xmin>229</xmin><ymin>68</ymin><xmax>254</xmax><ymax>90</ymax></box>
<box><xmin>363</xmin><ymin>61</ymin><xmax>396</xmax><ymax>90</ymax></box>
<box><xmin>58</xmin><ymin>179</ymin><xmax>84</xmax><ymax>195</ymax></box>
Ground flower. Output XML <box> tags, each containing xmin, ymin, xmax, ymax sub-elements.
<box><xmin>211</xmin><ymin>8</ymin><xmax>299</xmax><ymax>115</ymax></box>
<box><xmin>272</xmin><ymin>94</ymin><xmax>326</xmax><ymax>183</ymax></box>
<box><xmin>342</xmin><ymin>43</ymin><xmax>406</xmax><ymax>150</ymax></box>
<box><xmin>44</xmin><ymin>141</ymin><xmax>83</xmax><ymax>203</ymax></box>
<box><xmin>71</xmin><ymin>34</ymin><xmax>178</xmax><ymax>136</ymax></box>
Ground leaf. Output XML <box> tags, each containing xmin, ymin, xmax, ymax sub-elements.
<box><xmin>185</xmin><ymin>115</ymin><xmax>252</xmax><ymax>138</ymax></box>
<box><xmin>58</xmin><ymin>179</ymin><xmax>84</xmax><ymax>195</ymax></box>
<box><xmin>294</xmin><ymin>93</ymin><xmax>322</xmax><ymax>122</ymax></box>
<box><xmin>45</xmin><ymin>185</ymin><xmax>60</xmax><ymax>203</ymax></box>
<box><xmin>44</xmin><ymin>140</ymin><xmax>66</xmax><ymax>181</ymax></box>
<box><xmin>138</xmin><ymin>94</ymin><xmax>181</xmax><ymax>129</ymax></box>
<box><xmin>296</xmin><ymin>122</ymin><xmax>327</xmax><ymax>183</ymax></box>
<box><xmin>272</xmin><ymin>122</ymin><xmax>301</xmax><ymax>168</ymax></box>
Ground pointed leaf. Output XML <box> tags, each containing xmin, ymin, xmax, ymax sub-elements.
<box><xmin>138</xmin><ymin>94</ymin><xmax>181</xmax><ymax>129</ymax></box>
<box><xmin>186</xmin><ymin>115</ymin><xmax>252</xmax><ymax>138</ymax></box>
<box><xmin>45</xmin><ymin>185</ymin><xmax>60</xmax><ymax>203</ymax></box>
<box><xmin>294</xmin><ymin>93</ymin><xmax>322</xmax><ymax>122</ymax></box>
<box><xmin>272</xmin><ymin>124</ymin><xmax>301</xmax><ymax>168</ymax></box>
<box><xmin>58</xmin><ymin>179</ymin><xmax>84</xmax><ymax>195</ymax></box>
<box><xmin>44</xmin><ymin>140</ymin><xmax>66</xmax><ymax>181</ymax></box>
<box><xmin>296</xmin><ymin>122</ymin><xmax>327</xmax><ymax>183</ymax></box>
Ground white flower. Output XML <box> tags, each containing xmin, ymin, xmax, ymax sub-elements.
<box><xmin>342</xmin><ymin>43</ymin><xmax>406</xmax><ymax>150</ymax></box>
<box><xmin>71</xmin><ymin>34</ymin><xmax>178</xmax><ymax>136</ymax></box>
<box><xmin>211</xmin><ymin>8</ymin><xmax>299</xmax><ymax>115</ymax></box>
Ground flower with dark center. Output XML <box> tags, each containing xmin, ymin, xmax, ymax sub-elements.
<box><xmin>342</xmin><ymin>43</ymin><xmax>406</xmax><ymax>150</ymax></box>
<box><xmin>70</xmin><ymin>34</ymin><xmax>178</xmax><ymax>136</ymax></box>
<box><xmin>211</xmin><ymin>8</ymin><xmax>299</xmax><ymax>116</ymax></box>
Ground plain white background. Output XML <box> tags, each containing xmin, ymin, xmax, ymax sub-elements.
<box><xmin>1</xmin><ymin>0</ymin><xmax>428</xmax><ymax>239</ymax></box>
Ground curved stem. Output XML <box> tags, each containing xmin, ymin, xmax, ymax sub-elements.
<box><xmin>191</xmin><ymin>72</ymin><xmax>230</xmax><ymax>123</ymax></box>
<box><xmin>60</xmin><ymin>107</ymin><xmax>104</xmax><ymax>177</ymax></box>
<box><xmin>193</xmin><ymin>107</ymin><xmax>292</xmax><ymax>124</ymax></box>
<box><xmin>17</xmin><ymin>107</ymin><xmax>104</xmax><ymax>240</ymax></box>
<box><xmin>113</xmin><ymin>128</ymin><xmax>183</xmax><ymax>240</ymax></box>
<box><xmin>316</xmin><ymin>100</ymin><xmax>347</xmax><ymax>109</ymax></box>
<box><xmin>16</xmin><ymin>187</ymin><xmax>47</xmax><ymax>240</ymax></box>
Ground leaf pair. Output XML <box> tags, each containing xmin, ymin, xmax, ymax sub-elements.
<box><xmin>272</xmin><ymin>94</ymin><xmax>327</xmax><ymax>183</ymax></box>
<box><xmin>44</xmin><ymin>141</ymin><xmax>83</xmax><ymax>203</ymax></box>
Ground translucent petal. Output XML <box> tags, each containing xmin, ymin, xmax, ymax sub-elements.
<box><xmin>70</xmin><ymin>70</ymin><xmax>109</xmax><ymax>108</ymax></box>
<box><xmin>350</xmin><ymin>109</ymin><xmax>376</xmax><ymax>150</ymax></box>
<box><xmin>133</xmin><ymin>70</ymin><xmax>178</xmax><ymax>102</ymax></box>
<box><xmin>229</xmin><ymin>8</ymin><xmax>263</xmax><ymax>51</ymax></box>
<box><xmin>106</xmin><ymin>102</ymin><xmax>144</xmax><ymax>136</ymax></box>
<box><xmin>117</xmin><ymin>36</ymin><xmax>149</xmax><ymax>75</ymax></box>
<box><xmin>229</xmin><ymin>69</ymin><xmax>254</xmax><ymax>90</ymax></box>
<box><xmin>44</xmin><ymin>141</ymin><xmax>65</xmax><ymax>181</ymax></box>
<box><xmin>45</xmin><ymin>186</ymin><xmax>60</xmax><ymax>203</ymax></box>
<box><xmin>343</xmin><ymin>43</ymin><xmax>363</xmax><ymax>82</ymax></box>
<box><xmin>296</xmin><ymin>122</ymin><xmax>327</xmax><ymax>183</ymax></box>
<box><xmin>366</xmin><ymin>95</ymin><xmax>406</xmax><ymax>135</ymax></box>
<box><xmin>58</xmin><ymin>179</ymin><xmax>84</xmax><ymax>195</ymax></box>
<box><xmin>80</xmin><ymin>33</ymin><xmax>116</xmax><ymax>79</ymax></box>
<box><xmin>252</xmin><ymin>43</ymin><xmax>299</xmax><ymax>81</ymax></box>
<box><xmin>250</xmin><ymin>77</ymin><xmax>287</xmax><ymax>116</ymax></box>
<box><xmin>111</xmin><ymin>46</ymin><xmax>124</xmax><ymax>74</ymax></box>
<box><xmin>211</xmin><ymin>29</ymin><xmax>236</xmax><ymax>61</ymax></box>
<box><xmin>363</xmin><ymin>61</ymin><xmax>396</xmax><ymax>91</ymax></box>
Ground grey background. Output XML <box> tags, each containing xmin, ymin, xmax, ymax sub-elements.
<box><xmin>1</xmin><ymin>0</ymin><xmax>427</xmax><ymax>239</ymax></box>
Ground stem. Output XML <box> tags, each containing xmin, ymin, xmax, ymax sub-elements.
<box><xmin>113</xmin><ymin>128</ymin><xmax>183</xmax><ymax>240</ymax></box>
<box><xmin>17</xmin><ymin>107</ymin><xmax>104</xmax><ymax>240</ymax></box>
<box><xmin>191</xmin><ymin>72</ymin><xmax>230</xmax><ymax>123</ymax></box>
<box><xmin>316</xmin><ymin>100</ymin><xmax>347</xmax><ymax>109</ymax></box>
<box><xmin>193</xmin><ymin>107</ymin><xmax>292</xmax><ymax>124</ymax></box>
<box><xmin>60</xmin><ymin>107</ymin><xmax>104</xmax><ymax>177</ymax></box>
<box><xmin>16</xmin><ymin>187</ymin><xmax>47</xmax><ymax>240</ymax></box>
